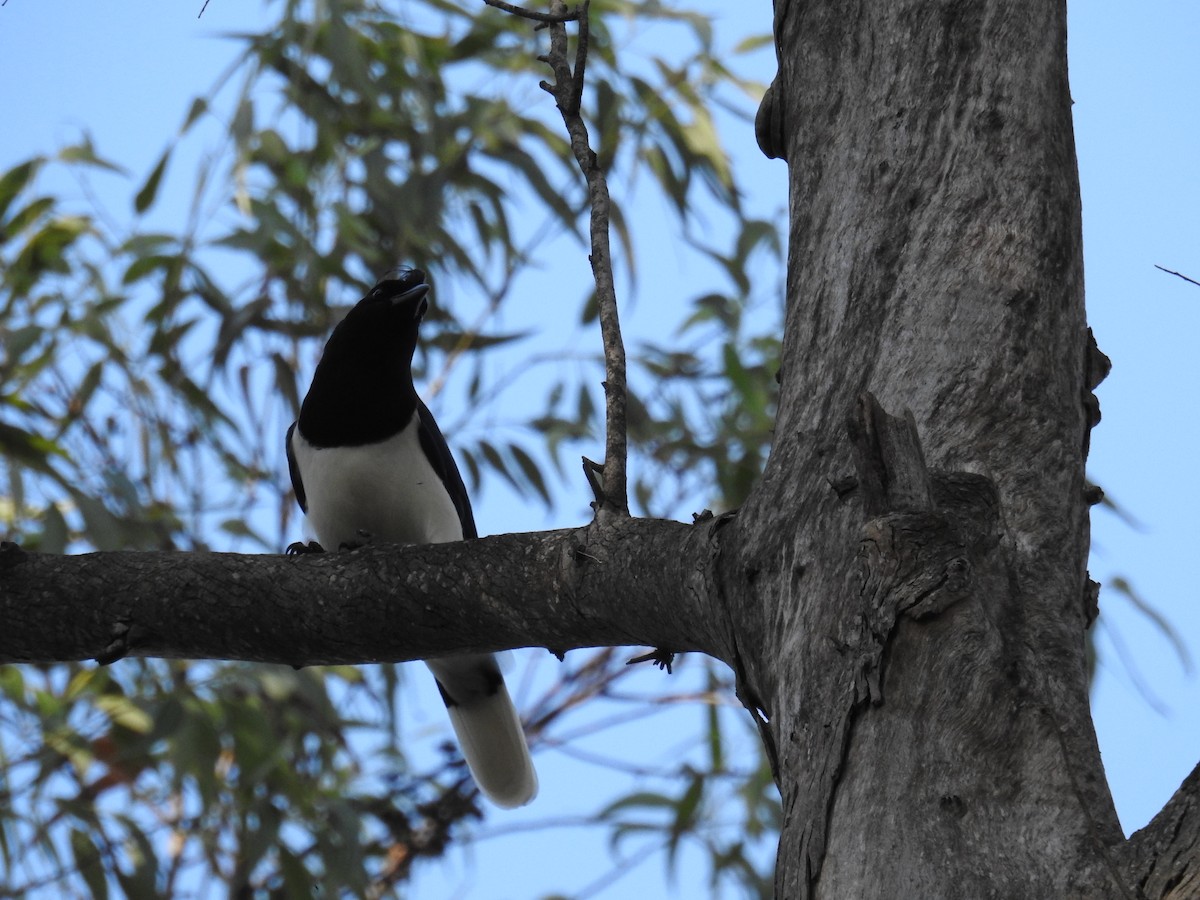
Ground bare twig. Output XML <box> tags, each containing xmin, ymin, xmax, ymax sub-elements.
<box><xmin>532</xmin><ymin>0</ymin><xmax>629</xmax><ymax>516</ymax></box>
<box><xmin>197</xmin><ymin>0</ymin><xmax>211</xmax><ymax>17</ymax></box>
<box><xmin>481</xmin><ymin>0</ymin><xmax>582</xmax><ymax>24</ymax></box>
<box><xmin>1154</xmin><ymin>264</ymin><xmax>1200</xmax><ymax>288</ymax></box>
<box><xmin>483</xmin><ymin>0</ymin><xmax>626</xmax><ymax>514</ymax></box>
<box><xmin>568</xmin><ymin>3</ymin><xmax>589</xmax><ymax>116</ymax></box>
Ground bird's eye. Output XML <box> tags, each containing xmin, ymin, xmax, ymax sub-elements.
<box><xmin>369</xmin><ymin>288</ymin><xmax>383</xmax><ymax>299</ymax></box>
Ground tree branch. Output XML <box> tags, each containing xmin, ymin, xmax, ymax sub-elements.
<box><xmin>507</xmin><ymin>0</ymin><xmax>628</xmax><ymax>517</ymax></box>
<box><xmin>480</xmin><ymin>0</ymin><xmax>582</xmax><ymax>24</ymax></box>
<box><xmin>0</xmin><ymin>519</ymin><xmax>727</xmax><ymax>667</ymax></box>
<box><xmin>485</xmin><ymin>0</ymin><xmax>626</xmax><ymax>514</ymax></box>
<box><xmin>1123</xmin><ymin>761</ymin><xmax>1200</xmax><ymax>899</ymax></box>
<box><xmin>1154</xmin><ymin>264</ymin><xmax>1200</xmax><ymax>289</ymax></box>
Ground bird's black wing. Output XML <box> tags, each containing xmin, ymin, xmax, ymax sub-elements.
<box><xmin>415</xmin><ymin>398</ymin><xmax>478</xmax><ymax>540</ymax></box>
<box><xmin>285</xmin><ymin>422</ymin><xmax>307</xmax><ymax>513</ymax></box>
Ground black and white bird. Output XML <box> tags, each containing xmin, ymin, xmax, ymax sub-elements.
<box><xmin>286</xmin><ymin>266</ymin><xmax>538</xmax><ymax>809</ymax></box>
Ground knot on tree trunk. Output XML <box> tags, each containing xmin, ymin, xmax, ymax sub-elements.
<box><xmin>755</xmin><ymin>78</ymin><xmax>787</xmax><ymax>161</ymax></box>
<box><xmin>842</xmin><ymin>393</ymin><xmax>1001</xmax><ymax>704</ymax></box>
<box><xmin>1081</xmin><ymin>327</ymin><xmax>1111</xmax><ymax>459</ymax></box>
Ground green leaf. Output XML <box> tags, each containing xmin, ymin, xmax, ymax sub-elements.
<box><xmin>1108</xmin><ymin>577</ymin><xmax>1193</xmax><ymax>674</ymax></box>
<box><xmin>39</xmin><ymin>501</ymin><xmax>70</xmax><ymax>553</ymax></box>
<box><xmin>734</xmin><ymin>219</ymin><xmax>782</xmax><ymax>271</ymax></box>
<box><xmin>122</xmin><ymin>253</ymin><xmax>175</xmax><ymax>285</ymax></box>
<box><xmin>492</xmin><ymin>141</ymin><xmax>581</xmax><ymax>236</ymax></box>
<box><xmin>274</xmin><ymin>352</ymin><xmax>302</xmax><ymax>416</ymax></box>
<box><xmin>2</xmin><ymin>196</ymin><xmax>54</xmax><ymax>240</ymax></box>
<box><xmin>599</xmin><ymin>789</ymin><xmax>677</xmax><ymax>818</ymax></box>
<box><xmin>477</xmin><ymin>440</ymin><xmax>516</xmax><ymax>491</ymax></box>
<box><xmin>181</xmin><ymin>96</ymin><xmax>208</xmax><ymax>132</ymax></box>
<box><xmin>278</xmin><ymin>847</ymin><xmax>313</xmax><ymax>895</ymax></box>
<box><xmin>73</xmin><ymin>494</ymin><xmax>124</xmax><ymax>551</ymax></box>
<box><xmin>3</xmin><ymin>324</ymin><xmax>45</xmax><ymax>361</ymax></box>
<box><xmin>231</xmin><ymin>96</ymin><xmax>255</xmax><ymax>144</ymax></box>
<box><xmin>134</xmin><ymin>148</ymin><xmax>171</xmax><ymax>214</ymax></box>
<box><xmin>113</xmin><ymin>818</ymin><xmax>158</xmax><ymax>898</ymax></box>
<box><xmin>0</xmin><ymin>158</ymin><xmax>43</xmax><ymax>223</ymax></box>
<box><xmin>425</xmin><ymin>329</ymin><xmax>531</xmax><ymax>353</ymax></box>
<box><xmin>705</xmin><ymin>666</ymin><xmax>724</xmax><ymax>772</ymax></box>
<box><xmin>509</xmin><ymin>443</ymin><xmax>552</xmax><ymax>506</ymax></box>
<box><xmin>71</xmin><ymin>361</ymin><xmax>105</xmax><ymax>414</ymax></box>
<box><xmin>0</xmin><ymin>421</ymin><xmax>66</xmax><ymax>469</ymax></box>
<box><xmin>733</xmin><ymin>33</ymin><xmax>774</xmax><ymax>54</ymax></box>
<box><xmin>667</xmin><ymin>774</ymin><xmax>705</xmax><ymax>876</ymax></box>
<box><xmin>219</xmin><ymin>518</ymin><xmax>271</xmax><ymax>549</ymax></box>
<box><xmin>94</xmin><ymin>695</ymin><xmax>154</xmax><ymax>734</ymax></box>
<box><xmin>70</xmin><ymin>829</ymin><xmax>109</xmax><ymax>900</ymax></box>
<box><xmin>14</xmin><ymin>215</ymin><xmax>90</xmax><ymax>280</ymax></box>
<box><xmin>580</xmin><ymin>287</ymin><xmax>599</xmax><ymax>324</ymax></box>
<box><xmin>59</xmin><ymin>137</ymin><xmax>127</xmax><ymax>174</ymax></box>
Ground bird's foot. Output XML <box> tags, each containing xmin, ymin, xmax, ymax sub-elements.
<box><xmin>286</xmin><ymin>540</ymin><xmax>325</xmax><ymax>555</ymax></box>
<box><xmin>627</xmin><ymin>647</ymin><xmax>676</xmax><ymax>674</ymax></box>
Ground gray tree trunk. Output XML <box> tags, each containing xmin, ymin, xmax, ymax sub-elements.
<box><xmin>2</xmin><ymin>0</ymin><xmax>1198</xmax><ymax>897</ymax></box>
<box><xmin>746</xmin><ymin>0</ymin><xmax>1196</xmax><ymax>896</ymax></box>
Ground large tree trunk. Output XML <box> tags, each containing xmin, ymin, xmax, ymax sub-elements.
<box><xmin>741</xmin><ymin>0</ymin><xmax>1128</xmax><ymax>895</ymax></box>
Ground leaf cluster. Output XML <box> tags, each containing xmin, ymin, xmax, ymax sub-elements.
<box><xmin>0</xmin><ymin>1</ymin><xmax>783</xmax><ymax>896</ymax></box>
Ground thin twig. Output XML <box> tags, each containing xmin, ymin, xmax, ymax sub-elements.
<box><xmin>568</xmin><ymin>3</ymin><xmax>589</xmax><ymax>116</ymax></box>
<box><xmin>481</xmin><ymin>0</ymin><xmax>582</xmax><ymax>24</ymax></box>
<box><xmin>485</xmin><ymin>0</ymin><xmax>627</xmax><ymax>514</ymax></box>
<box><xmin>1154</xmin><ymin>264</ymin><xmax>1200</xmax><ymax>288</ymax></box>
<box><xmin>197</xmin><ymin>0</ymin><xmax>211</xmax><ymax>17</ymax></box>
<box><xmin>535</xmin><ymin>0</ymin><xmax>629</xmax><ymax>516</ymax></box>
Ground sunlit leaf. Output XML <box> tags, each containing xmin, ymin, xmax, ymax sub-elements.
<box><xmin>733</xmin><ymin>33</ymin><xmax>774</xmax><ymax>54</ymax></box>
<box><xmin>0</xmin><ymin>158</ymin><xmax>43</xmax><ymax>224</ymax></box>
<box><xmin>59</xmin><ymin>137</ymin><xmax>127</xmax><ymax>174</ymax></box>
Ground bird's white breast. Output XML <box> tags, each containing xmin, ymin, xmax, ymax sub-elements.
<box><xmin>291</xmin><ymin>421</ymin><xmax>464</xmax><ymax>549</ymax></box>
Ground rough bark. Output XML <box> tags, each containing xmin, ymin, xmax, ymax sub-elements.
<box><xmin>734</xmin><ymin>0</ymin><xmax>1140</xmax><ymax>895</ymax></box>
<box><xmin>1125</xmin><ymin>763</ymin><xmax>1200</xmax><ymax>900</ymax></box>
<box><xmin>0</xmin><ymin>518</ymin><xmax>727</xmax><ymax>667</ymax></box>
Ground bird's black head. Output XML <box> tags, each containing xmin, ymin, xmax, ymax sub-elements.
<box><xmin>345</xmin><ymin>264</ymin><xmax>429</xmax><ymax>333</ymax></box>
<box><xmin>321</xmin><ymin>266</ymin><xmax>430</xmax><ymax>364</ymax></box>
<box><xmin>297</xmin><ymin>266</ymin><xmax>433</xmax><ymax>447</ymax></box>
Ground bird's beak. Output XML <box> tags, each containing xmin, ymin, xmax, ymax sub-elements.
<box><xmin>374</xmin><ymin>266</ymin><xmax>429</xmax><ymax>316</ymax></box>
<box><xmin>390</xmin><ymin>283</ymin><xmax>430</xmax><ymax>307</ymax></box>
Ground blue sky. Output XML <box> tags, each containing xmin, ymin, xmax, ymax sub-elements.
<box><xmin>2</xmin><ymin>0</ymin><xmax>1198</xmax><ymax>896</ymax></box>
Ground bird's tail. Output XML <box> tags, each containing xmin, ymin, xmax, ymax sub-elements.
<box><xmin>427</xmin><ymin>656</ymin><xmax>538</xmax><ymax>809</ymax></box>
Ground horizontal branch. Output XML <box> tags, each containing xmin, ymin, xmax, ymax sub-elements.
<box><xmin>0</xmin><ymin>518</ymin><xmax>727</xmax><ymax>668</ymax></box>
<box><xmin>481</xmin><ymin>0</ymin><xmax>582</xmax><ymax>24</ymax></box>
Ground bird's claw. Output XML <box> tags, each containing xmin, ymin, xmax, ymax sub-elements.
<box><xmin>286</xmin><ymin>540</ymin><xmax>325</xmax><ymax>555</ymax></box>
